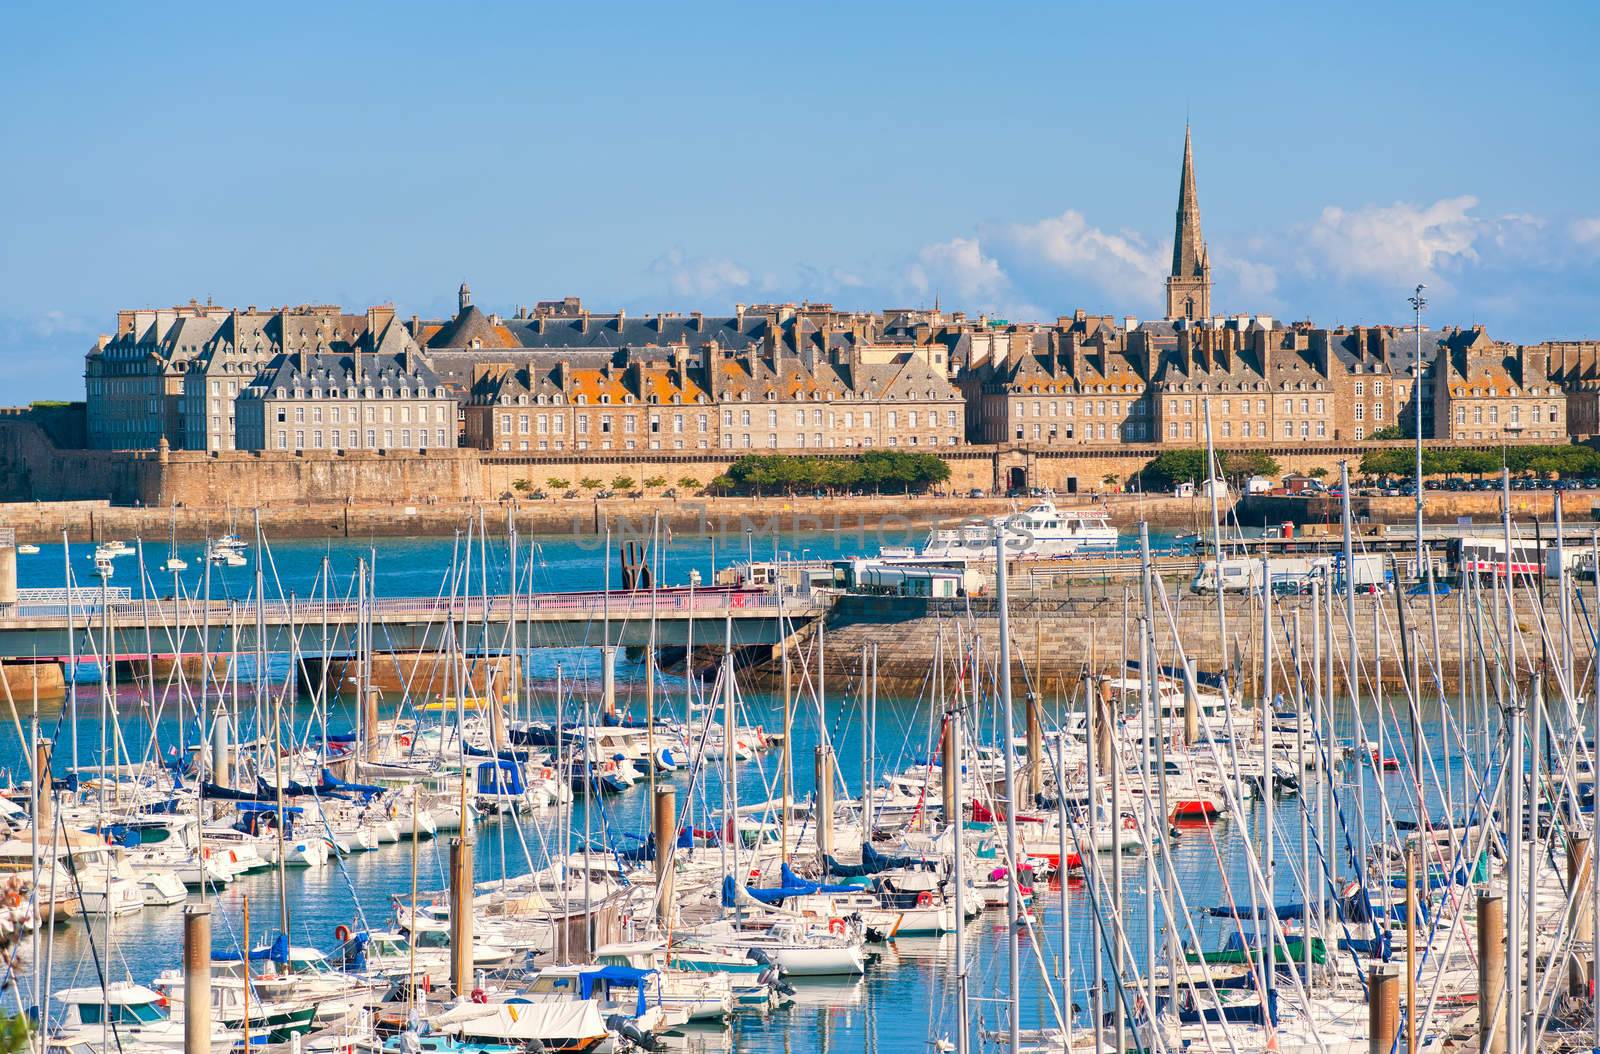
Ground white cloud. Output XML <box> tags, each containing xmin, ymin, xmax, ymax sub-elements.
<box><xmin>905</xmin><ymin>237</ymin><xmax>1008</xmax><ymax>302</ymax></box>
<box><xmin>1572</xmin><ymin>216</ymin><xmax>1600</xmax><ymax>249</ymax></box>
<box><xmin>1303</xmin><ymin>195</ymin><xmax>1482</xmax><ymax>287</ymax></box>
<box><xmin>987</xmin><ymin>210</ymin><xmax>1166</xmax><ymax>307</ymax></box>
<box><xmin>648</xmin><ymin>249</ymin><xmax>753</xmax><ymax>299</ymax></box>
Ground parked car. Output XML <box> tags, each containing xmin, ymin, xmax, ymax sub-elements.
<box><xmin>1407</xmin><ymin>580</ymin><xmax>1452</xmax><ymax>597</ymax></box>
<box><xmin>968</xmin><ymin>488</ymin><xmax>985</xmax><ymax>498</ymax></box>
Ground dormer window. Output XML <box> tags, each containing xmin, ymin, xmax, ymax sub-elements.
<box><xmin>553</xmin><ymin>394</ymin><xmax>564</xmax><ymax>405</ymax></box>
<box><xmin>293</xmin><ymin>388</ymin><xmax>304</xmax><ymax>399</ymax></box>
<box><xmin>276</xmin><ymin>387</ymin><xmax>287</xmax><ymax>399</ymax></box>
<box><xmin>382</xmin><ymin>387</ymin><xmax>392</xmax><ymax>399</ymax></box>
<box><xmin>601</xmin><ymin>395</ymin><xmax>611</xmax><ymax>405</ymax></box>
<box><xmin>576</xmin><ymin>395</ymin><xmax>586</xmax><ymax>405</ymax></box>
<box><xmin>365</xmin><ymin>387</ymin><xmax>375</xmax><ymax>398</ymax></box>
<box><xmin>517</xmin><ymin>395</ymin><xmax>527</xmax><ymax>405</ymax></box>
<box><xmin>311</xmin><ymin>388</ymin><xmax>321</xmax><ymax>399</ymax></box>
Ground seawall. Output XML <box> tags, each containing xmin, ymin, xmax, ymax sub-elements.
<box><xmin>788</xmin><ymin>590</ymin><xmax>1574</xmax><ymax>696</ymax></box>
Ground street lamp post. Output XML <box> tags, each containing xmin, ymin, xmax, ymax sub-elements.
<box><xmin>1408</xmin><ymin>285</ymin><xmax>1427</xmax><ymax>586</ymax></box>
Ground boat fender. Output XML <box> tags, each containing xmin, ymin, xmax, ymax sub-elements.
<box><xmin>524</xmin><ymin>1039</ymin><xmax>547</xmax><ymax>1054</ymax></box>
<box><xmin>334</xmin><ymin>924</ymin><xmax>352</xmax><ymax>943</ymax></box>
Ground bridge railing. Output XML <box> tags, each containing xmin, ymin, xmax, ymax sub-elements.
<box><xmin>11</xmin><ymin>587</ymin><xmax>798</xmax><ymax>623</ymax></box>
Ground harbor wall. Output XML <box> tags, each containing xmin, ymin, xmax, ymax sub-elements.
<box><xmin>799</xmin><ymin>591</ymin><xmax>1581</xmax><ymax>696</ymax></box>
<box><xmin>0</xmin><ymin>492</ymin><xmax>1222</xmax><ymax>544</ymax></box>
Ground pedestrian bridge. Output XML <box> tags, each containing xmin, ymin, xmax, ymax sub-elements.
<box><xmin>0</xmin><ymin>586</ymin><xmax>826</xmax><ymax>661</ymax></box>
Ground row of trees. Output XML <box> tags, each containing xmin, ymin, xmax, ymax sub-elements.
<box><xmin>512</xmin><ymin>474</ymin><xmax>704</xmax><ymax>495</ymax></box>
<box><xmin>1135</xmin><ymin>449</ymin><xmax>1284</xmax><ymax>491</ymax></box>
<box><xmin>1360</xmin><ymin>444</ymin><xmax>1600</xmax><ymax>479</ymax></box>
<box><xmin>709</xmin><ymin>450</ymin><xmax>952</xmax><ymax>495</ymax></box>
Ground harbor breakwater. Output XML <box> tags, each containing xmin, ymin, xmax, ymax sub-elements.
<box><xmin>0</xmin><ymin>491</ymin><xmax>1218</xmax><ymax>544</ymax></box>
<box><xmin>795</xmin><ymin>590</ymin><xmax>1580</xmax><ymax>696</ymax></box>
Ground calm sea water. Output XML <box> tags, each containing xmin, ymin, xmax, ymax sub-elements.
<box><xmin>8</xmin><ymin>530</ymin><xmax>1480</xmax><ymax>1052</ymax></box>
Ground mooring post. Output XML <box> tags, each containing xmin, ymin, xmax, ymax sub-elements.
<box><xmin>814</xmin><ymin>743</ymin><xmax>834</xmax><ymax>861</ymax></box>
<box><xmin>449</xmin><ymin>836</ymin><xmax>474</xmax><ymax>995</ymax></box>
<box><xmin>183</xmin><ymin>904</ymin><xmax>212</xmax><ymax>1054</ymax></box>
<box><xmin>1478</xmin><ymin>892</ymin><xmax>1506</xmax><ymax>1054</ymax></box>
<box><xmin>654</xmin><ymin>785</ymin><xmax>676</xmax><ymax>928</ymax></box>
<box><xmin>1368</xmin><ymin>963</ymin><xmax>1399</xmax><ymax>1054</ymax></box>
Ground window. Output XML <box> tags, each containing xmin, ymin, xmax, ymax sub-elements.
<box><xmin>366</xmin><ymin>429</ymin><xmax>376</xmax><ymax>447</ymax></box>
<box><xmin>1355</xmin><ymin>404</ymin><xmax>1365</xmax><ymax>421</ymax></box>
<box><xmin>383</xmin><ymin>429</ymin><xmax>393</xmax><ymax>447</ymax></box>
<box><xmin>1283</xmin><ymin>421</ymin><xmax>1292</xmax><ymax>438</ymax></box>
<box><xmin>1316</xmin><ymin>422</ymin><xmax>1326</xmax><ymax>437</ymax></box>
<box><xmin>402</xmin><ymin>429</ymin><xmax>411</xmax><ymax>446</ymax></box>
<box><xmin>313</xmin><ymin>430</ymin><xmax>323</xmax><ymax>449</ymax></box>
<box><xmin>1374</xmin><ymin>381</ymin><xmax>1384</xmax><ymax>397</ymax></box>
<box><xmin>276</xmin><ymin>430</ymin><xmax>287</xmax><ymax>449</ymax></box>
<box><xmin>1355</xmin><ymin>426</ymin><xmax>1365</xmax><ymax>440</ymax></box>
<box><xmin>1316</xmin><ymin>398</ymin><xmax>1325</xmax><ymax>414</ymax></box>
<box><xmin>294</xmin><ymin>429</ymin><xmax>304</xmax><ymax>448</ymax></box>
<box><xmin>1354</xmin><ymin>381</ymin><xmax>1365</xmax><ymax>397</ymax></box>
<box><xmin>1221</xmin><ymin>421</ymin><xmax>1232</xmax><ymax>437</ymax></box>
<box><xmin>436</xmin><ymin>429</ymin><xmax>446</xmax><ymax>447</ymax></box>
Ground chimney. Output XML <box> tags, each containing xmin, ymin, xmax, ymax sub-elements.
<box><xmin>692</xmin><ymin>311</ymin><xmax>704</xmax><ymax>332</ymax></box>
<box><xmin>615</xmin><ymin>309</ymin><xmax>626</xmax><ymax>332</ymax></box>
<box><xmin>367</xmin><ymin>304</ymin><xmax>396</xmax><ymax>336</ymax></box>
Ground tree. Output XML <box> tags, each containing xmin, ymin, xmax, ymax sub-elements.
<box><xmin>1359</xmin><ymin>449</ymin><xmax>1411</xmax><ymax>479</ymax></box>
<box><xmin>677</xmin><ymin>475</ymin><xmax>701</xmax><ymax>491</ymax></box>
<box><xmin>1222</xmin><ymin>451</ymin><xmax>1281</xmax><ymax>481</ymax></box>
<box><xmin>610</xmin><ymin>474</ymin><xmax>634</xmax><ymax>492</ymax></box>
<box><xmin>1137</xmin><ymin>449</ymin><xmax>1210</xmax><ymax>491</ymax></box>
<box><xmin>707</xmin><ymin>474</ymin><xmax>736</xmax><ymax>494</ymax></box>
<box><xmin>1101</xmin><ymin>472</ymin><xmax>1121</xmax><ymax>490</ymax></box>
<box><xmin>546</xmin><ymin>476</ymin><xmax>568</xmax><ymax>491</ymax></box>
<box><xmin>1367</xmin><ymin>425</ymin><xmax>1410</xmax><ymax>441</ymax></box>
<box><xmin>1309</xmin><ymin>467</ymin><xmax>1329</xmax><ymax>479</ymax></box>
<box><xmin>643</xmin><ymin>475</ymin><xmax>668</xmax><ymax>489</ymax></box>
<box><xmin>578</xmin><ymin>477</ymin><xmax>603</xmax><ymax>491</ymax></box>
<box><xmin>511</xmin><ymin>478</ymin><xmax>532</xmax><ymax>493</ymax></box>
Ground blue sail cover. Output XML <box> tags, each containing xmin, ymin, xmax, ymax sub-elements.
<box><xmin>825</xmin><ymin>842</ymin><xmax>934</xmax><ymax>877</ymax></box>
<box><xmin>1205</xmin><ymin>903</ymin><xmax>1309</xmax><ymax>921</ymax></box>
<box><xmin>214</xmin><ymin>933</ymin><xmax>290</xmax><ymax>965</ymax></box>
<box><xmin>319</xmin><ymin>768</ymin><xmax>384</xmax><ymax>800</ymax></box>
<box><xmin>576</xmin><ymin>965</ymin><xmax>653</xmax><ymax>1017</ymax></box>
<box><xmin>779</xmin><ymin>862</ymin><xmax>860</xmax><ymax>893</ymax></box>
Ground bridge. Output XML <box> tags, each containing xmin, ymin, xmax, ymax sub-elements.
<box><xmin>0</xmin><ymin>586</ymin><xmax>827</xmax><ymax>661</ymax></box>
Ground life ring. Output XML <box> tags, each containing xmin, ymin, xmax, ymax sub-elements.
<box><xmin>1122</xmin><ymin>816</ymin><xmax>1137</xmax><ymax>831</ymax></box>
<box><xmin>916</xmin><ymin>891</ymin><xmax>934</xmax><ymax>908</ymax></box>
<box><xmin>334</xmin><ymin>924</ymin><xmax>352</xmax><ymax>943</ymax></box>
<box><xmin>828</xmin><ymin>917</ymin><xmax>845</xmax><ymax>936</ymax></box>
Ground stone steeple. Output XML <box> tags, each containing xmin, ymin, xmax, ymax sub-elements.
<box><xmin>1165</xmin><ymin>125</ymin><xmax>1212</xmax><ymax>321</ymax></box>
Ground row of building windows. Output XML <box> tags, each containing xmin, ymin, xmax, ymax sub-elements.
<box><xmin>275</xmin><ymin>404</ymin><xmax>449</xmax><ymax>425</ymax></box>
<box><xmin>275</xmin><ymin>428</ymin><xmax>448</xmax><ymax>450</ymax></box>
<box><xmin>1014</xmin><ymin>400</ymin><xmax>1144</xmax><ymax>418</ymax></box>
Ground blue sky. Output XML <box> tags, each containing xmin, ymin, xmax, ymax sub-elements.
<box><xmin>1</xmin><ymin>2</ymin><xmax>1596</xmax><ymax>399</ymax></box>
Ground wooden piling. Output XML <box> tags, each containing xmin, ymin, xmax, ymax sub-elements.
<box><xmin>654</xmin><ymin>785</ymin><xmax>676</xmax><ymax>928</ymax></box>
<box><xmin>1477</xmin><ymin>892</ymin><xmax>1506</xmax><ymax>1054</ymax></box>
<box><xmin>1368</xmin><ymin>963</ymin><xmax>1399</xmax><ymax>1054</ymax></box>
<box><xmin>449</xmin><ymin>836</ymin><xmax>474</xmax><ymax>995</ymax></box>
<box><xmin>183</xmin><ymin>904</ymin><xmax>212</xmax><ymax>1054</ymax></box>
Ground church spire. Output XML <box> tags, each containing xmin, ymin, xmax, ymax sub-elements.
<box><xmin>1165</xmin><ymin>124</ymin><xmax>1212</xmax><ymax>321</ymax></box>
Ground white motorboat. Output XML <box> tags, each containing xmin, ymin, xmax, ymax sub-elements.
<box><xmin>919</xmin><ymin>501</ymin><xmax>1118</xmax><ymax>559</ymax></box>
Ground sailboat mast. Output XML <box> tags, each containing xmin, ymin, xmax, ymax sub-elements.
<box><xmin>995</xmin><ymin>528</ymin><xmax>1021</xmax><ymax>1053</ymax></box>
